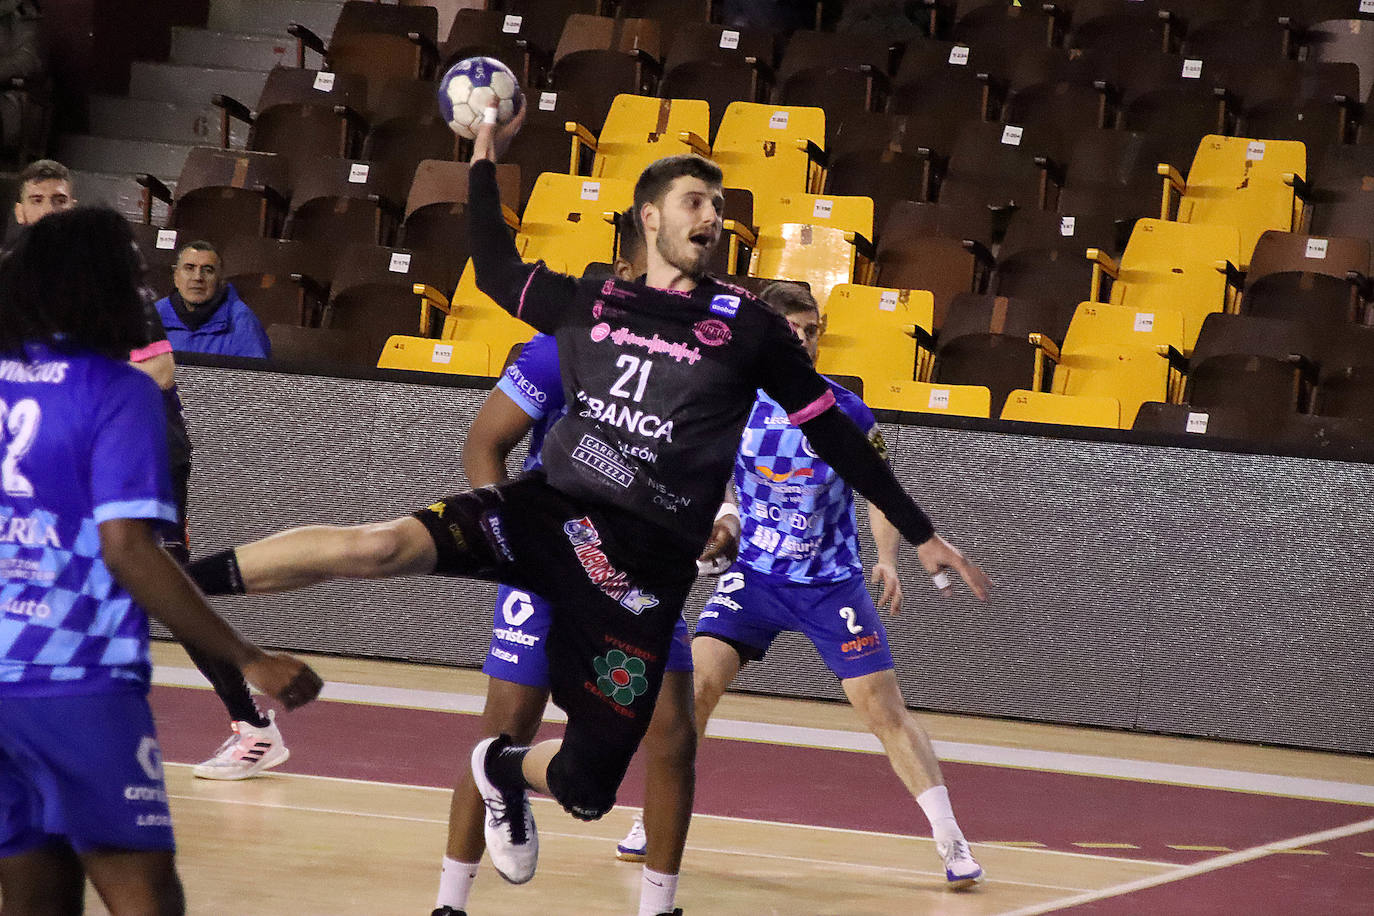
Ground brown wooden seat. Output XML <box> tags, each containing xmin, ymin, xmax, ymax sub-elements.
<box><xmin>931</xmin><ymin>293</ymin><xmax>1067</xmax><ymax>415</ymax></box>
<box><xmin>1241</xmin><ymin>230</ymin><xmax>1371</xmax><ymax>329</ymax></box>
<box><xmin>1185</xmin><ymin>313</ymin><xmax>1318</xmax><ymax>416</ymax></box>
<box><xmin>283</xmin><ymin>157</ymin><xmax>407</xmax><ymax>249</ymax></box>
<box><xmin>322</xmin><ymin>243</ymin><xmax>453</xmax><ymax>360</ymax></box>
<box><xmin>221</xmin><ymin>237</ymin><xmax>338</xmax><ymax>329</ymax></box>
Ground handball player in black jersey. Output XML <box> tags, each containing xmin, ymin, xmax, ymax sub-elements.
<box><xmin>186</xmin><ymin>104</ymin><xmax>990</xmax><ymax>905</ymax></box>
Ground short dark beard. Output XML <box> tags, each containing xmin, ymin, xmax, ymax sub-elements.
<box><xmin>655</xmin><ymin>231</ymin><xmax>709</xmax><ymax>279</ymax></box>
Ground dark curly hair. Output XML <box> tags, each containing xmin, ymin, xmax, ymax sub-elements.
<box><xmin>0</xmin><ymin>207</ymin><xmax>149</xmax><ymax>360</ymax></box>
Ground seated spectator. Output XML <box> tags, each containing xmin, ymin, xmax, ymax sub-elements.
<box><xmin>155</xmin><ymin>241</ymin><xmax>271</xmax><ymax>358</ymax></box>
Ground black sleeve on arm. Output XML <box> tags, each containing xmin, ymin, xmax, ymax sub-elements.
<box><xmin>752</xmin><ymin>306</ymin><xmax>935</xmax><ymax>546</ymax></box>
<box><xmin>800</xmin><ymin>406</ymin><xmax>936</xmax><ymax>546</ymax></box>
<box><xmin>468</xmin><ymin>160</ymin><xmax>577</xmax><ymax>333</ymax></box>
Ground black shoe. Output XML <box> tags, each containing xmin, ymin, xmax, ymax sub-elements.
<box><xmin>654</xmin><ymin>910</ymin><xmax>684</xmax><ymax>916</ymax></box>
<box><xmin>430</xmin><ymin>908</ymin><xmax>467</xmax><ymax>916</ymax></box>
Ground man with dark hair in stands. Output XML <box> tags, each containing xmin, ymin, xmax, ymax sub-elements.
<box><xmin>154</xmin><ymin>241</ymin><xmax>271</xmax><ymax>359</ymax></box>
<box><xmin>12</xmin><ymin>159</ymin><xmax>70</xmax><ymax>227</ymax></box>
<box><xmin>616</xmin><ymin>281</ymin><xmax>985</xmax><ymax>888</ymax></box>
<box><xmin>433</xmin><ymin>210</ymin><xmax>722</xmax><ymax>916</ymax></box>
<box><xmin>184</xmin><ymin>104</ymin><xmax>990</xmax><ymax>915</ymax></box>
<box><xmin>13</xmin><ymin>164</ymin><xmax>291</xmax><ymax>783</ymax></box>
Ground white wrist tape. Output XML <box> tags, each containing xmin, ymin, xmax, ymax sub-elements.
<box><xmin>482</xmin><ymin>106</ymin><xmax>499</xmax><ymax>124</ymax></box>
<box><xmin>715</xmin><ymin>503</ymin><xmax>739</xmax><ymax>523</ymax></box>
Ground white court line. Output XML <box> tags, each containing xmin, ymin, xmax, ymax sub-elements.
<box><xmin>163</xmin><ymin>763</ymin><xmax>1176</xmax><ymax>867</ymax></box>
<box><xmin>163</xmin><ymin>774</ymin><xmax>1100</xmax><ymax>893</ymax></box>
<box><xmin>992</xmin><ymin>816</ymin><xmax>1374</xmax><ymax>916</ymax></box>
<box><xmin>153</xmin><ymin>666</ymin><xmax>1374</xmax><ymax>805</ymax></box>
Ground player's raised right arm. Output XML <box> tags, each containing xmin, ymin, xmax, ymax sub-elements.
<box><xmin>468</xmin><ymin>105</ymin><xmax>577</xmax><ymax>332</ymax></box>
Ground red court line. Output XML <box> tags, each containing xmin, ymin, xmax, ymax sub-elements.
<box><xmin>1054</xmin><ymin>830</ymin><xmax>1374</xmax><ymax>915</ymax></box>
<box><xmin>150</xmin><ymin>684</ymin><xmax>1373</xmax><ymax>873</ymax></box>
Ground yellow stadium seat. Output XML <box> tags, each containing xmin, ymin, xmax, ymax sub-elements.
<box><xmin>1087</xmin><ymin>218</ymin><xmax>1242</xmax><ymax>350</ymax></box>
<box><xmin>1032</xmin><ymin>301</ymin><xmax>1186</xmax><ymax>427</ymax></box>
<box><xmin>750</xmin><ymin>223</ymin><xmax>873</xmax><ymax>311</ymax></box>
<box><xmin>1000</xmin><ymin>390</ymin><xmax>1121</xmax><ymax>428</ymax></box>
<box><xmin>1159</xmin><ymin>135</ymin><xmax>1306</xmax><ymax>265</ymax></box>
<box><xmin>376</xmin><ymin>336</ymin><xmax>493</xmax><ymax>376</ymax></box>
<box><xmin>753</xmin><ymin>191</ymin><xmax>874</xmax><ymax>237</ymax></box>
<box><xmin>568</xmin><ymin>95</ymin><xmax>712</xmax><ymax>181</ymax></box>
<box><xmin>866</xmin><ymin>380</ymin><xmax>991</xmax><ymax>417</ymax></box>
<box><xmin>423</xmin><ymin>269</ymin><xmax>537</xmax><ymax>361</ymax></box>
<box><xmin>712</xmin><ymin>101</ymin><xmax>827</xmax><ymax>201</ymax></box>
<box><xmin>517</xmin><ymin>173</ymin><xmax>634</xmax><ymax>275</ymax></box>
<box><xmin>818</xmin><ymin>284</ymin><xmax>935</xmax><ymax>382</ymax></box>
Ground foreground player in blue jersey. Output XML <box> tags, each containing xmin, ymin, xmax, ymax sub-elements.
<box><xmin>617</xmin><ymin>282</ymin><xmax>985</xmax><ymax>888</ymax></box>
<box><xmin>436</xmin><ymin>222</ymin><xmax>722</xmax><ymax>916</ymax></box>
<box><xmin>0</xmin><ymin>208</ymin><xmax>322</xmax><ymax>915</ymax></box>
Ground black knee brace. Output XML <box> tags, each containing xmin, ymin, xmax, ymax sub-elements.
<box><xmin>545</xmin><ymin>732</ymin><xmax>631</xmax><ymax>822</ymax></box>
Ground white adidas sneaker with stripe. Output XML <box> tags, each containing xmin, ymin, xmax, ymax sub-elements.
<box><xmin>192</xmin><ymin>709</ymin><xmax>290</xmax><ymax>780</ymax></box>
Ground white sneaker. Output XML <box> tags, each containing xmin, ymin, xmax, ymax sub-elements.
<box><xmin>191</xmin><ymin>710</ymin><xmax>289</xmax><ymax>780</ymax></box>
<box><xmin>936</xmin><ymin>835</ymin><xmax>984</xmax><ymax>889</ymax></box>
<box><xmin>470</xmin><ymin>736</ymin><xmax>538</xmax><ymax>884</ymax></box>
<box><xmin>616</xmin><ymin>813</ymin><xmax>647</xmax><ymax>861</ymax></box>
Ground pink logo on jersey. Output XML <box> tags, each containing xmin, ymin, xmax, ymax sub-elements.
<box><xmin>693</xmin><ymin>319</ymin><xmax>732</xmax><ymax>347</ymax></box>
<box><xmin>590</xmin><ymin>322</ymin><xmax>611</xmax><ymax>342</ymax></box>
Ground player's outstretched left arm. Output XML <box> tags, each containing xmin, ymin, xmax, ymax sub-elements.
<box><xmin>916</xmin><ymin>534</ymin><xmax>991</xmax><ymax>601</ymax></box>
<box><xmin>100</xmin><ymin>518</ymin><xmax>325</xmax><ymax>709</ymax></box>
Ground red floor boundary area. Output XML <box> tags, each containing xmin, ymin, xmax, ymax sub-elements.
<box><xmin>1055</xmin><ymin>829</ymin><xmax>1374</xmax><ymax>916</ymax></box>
<box><xmin>151</xmin><ymin>685</ymin><xmax>1374</xmax><ymax>899</ymax></box>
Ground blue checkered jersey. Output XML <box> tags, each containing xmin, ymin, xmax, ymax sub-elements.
<box><xmin>734</xmin><ymin>378</ymin><xmax>884</xmax><ymax>583</ymax></box>
<box><xmin>0</xmin><ymin>345</ymin><xmax>177</xmax><ymax>695</ymax></box>
<box><xmin>495</xmin><ymin>333</ymin><xmax>566</xmax><ymax>473</ymax></box>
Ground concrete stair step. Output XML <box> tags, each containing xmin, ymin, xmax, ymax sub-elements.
<box><xmin>170</xmin><ymin>27</ymin><xmax>316</xmax><ymax>72</ymax></box>
<box><xmin>89</xmin><ymin>95</ymin><xmax>249</xmax><ymax>148</ymax></box>
<box><xmin>57</xmin><ymin>134</ymin><xmax>193</xmax><ymax>183</ymax></box>
<box><xmin>129</xmin><ymin>61</ymin><xmax>270</xmax><ymax>107</ymax></box>
<box><xmin>68</xmin><ymin>169</ymin><xmax>173</xmax><ymax>225</ymax></box>
<box><xmin>208</xmin><ymin>0</ymin><xmax>345</xmax><ymax>41</ymax></box>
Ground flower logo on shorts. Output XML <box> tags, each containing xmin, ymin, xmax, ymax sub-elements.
<box><xmin>594</xmin><ymin>649</ymin><xmax>648</xmax><ymax>706</ymax></box>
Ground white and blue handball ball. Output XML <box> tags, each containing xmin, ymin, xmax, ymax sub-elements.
<box><xmin>438</xmin><ymin>57</ymin><xmax>523</xmax><ymax>140</ymax></box>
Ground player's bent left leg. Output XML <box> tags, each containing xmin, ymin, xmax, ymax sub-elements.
<box><xmin>841</xmin><ymin>670</ymin><xmax>982</xmax><ymax>887</ymax></box>
<box><xmin>793</xmin><ymin>575</ymin><xmax>983</xmax><ymax>889</ymax></box>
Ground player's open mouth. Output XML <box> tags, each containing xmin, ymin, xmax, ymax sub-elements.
<box><xmin>689</xmin><ymin>232</ymin><xmax>715</xmax><ymax>248</ymax></box>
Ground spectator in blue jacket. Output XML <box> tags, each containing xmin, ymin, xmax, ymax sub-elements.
<box><xmin>156</xmin><ymin>241</ymin><xmax>271</xmax><ymax>358</ymax></box>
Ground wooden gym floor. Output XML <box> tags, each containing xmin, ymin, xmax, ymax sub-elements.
<box><xmin>79</xmin><ymin>641</ymin><xmax>1374</xmax><ymax>915</ymax></box>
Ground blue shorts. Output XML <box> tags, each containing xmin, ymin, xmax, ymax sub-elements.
<box><xmin>694</xmin><ymin>564</ymin><xmax>895</xmax><ymax>680</ymax></box>
<box><xmin>483</xmin><ymin>585</ymin><xmax>694</xmax><ymax>688</ymax></box>
<box><xmin>0</xmin><ymin>688</ymin><xmax>175</xmax><ymax>857</ymax></box>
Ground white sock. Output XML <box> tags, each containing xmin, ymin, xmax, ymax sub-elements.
<box><xmin>916</xmin><ymin>785</ymin><xmax>962</xmax><ymax>843</ymax></box>
<box><xmin>436</xmin><ymin>856</ymin><xmax>480</xmax><ymax>910</ymax></box>
<box><xmin>637</xmin><ymin>867</ymin><xmax>679</xmax><ymax>916</ymax></box>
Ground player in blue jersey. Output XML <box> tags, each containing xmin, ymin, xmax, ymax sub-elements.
<box><xmin>616</xmin><ymin>282</ymin><xmax>987</xmax><ymax>889</ymax></box>
<box><xmin>11</xmin><ymin>160</ymin><xmax>292</xmax><ymax>782</ymax></box>
<box><xmin>435</xmin><ymin>218</ymin><xmax>728</xmax><ymax>916</ymax></box>
<box><xmin>0</xmin><ymin>208</ymin><xmax>322</xmax><ymax>915</ymax></box>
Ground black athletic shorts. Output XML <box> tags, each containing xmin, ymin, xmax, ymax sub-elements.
<box><xmin>412</xmin><ymin>474</ymin><xmax>695</xmax><ymax>796</ymax></box>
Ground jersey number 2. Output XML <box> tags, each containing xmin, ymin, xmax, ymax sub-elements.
<box><xmin>0</xmin><ymin>398</ymin><xmax>40</xmax><ymax>499</ymax></box>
